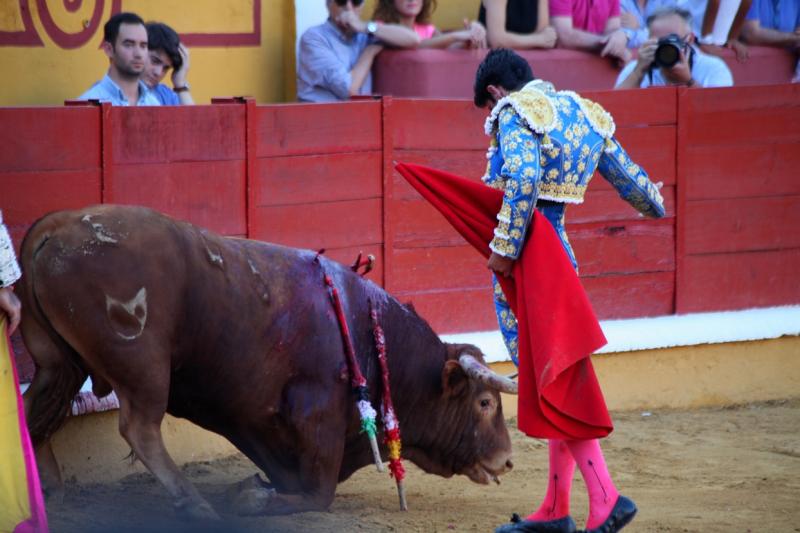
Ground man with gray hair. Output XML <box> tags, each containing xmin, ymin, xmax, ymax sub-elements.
<box><xmin>615</xmin><ymin>7</ymin><xmax>734</xmax><ymax>88</ymax></box>
<box><xmin>297</xmin><ymin>0</ymin><xmax>420</xmax><ymax>102</ymax></box>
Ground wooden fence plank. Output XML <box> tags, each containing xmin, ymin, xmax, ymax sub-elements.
<box><xmin>584</xmin><ymin>88</ymin><xmax>678</xmax><ymax>127</ymax></box>
<box><xmin>251</xmin><ymin>199</ymin><xmax>382</xmax><ymax>250</ymax></box>
<box><xmin>570</xmin><ymin>219</ymin><xmax>675</xmax><ymax>276</ymax></box>
<box><xmin>0</xmin><ymin>108</ymin><xmax>100</xmax><ymax>171</ymax></box>
<box><xmin>393</xmin><ymin>288</ymin><xmax>498</xmax><ymax>333</ymax></box>
<box><xmin>684</xmin><ymin>196</ymin><xmax>800</xmax><ymax>254</ymax></box>
<box><xmin>112</xmin><ymin>161</ymin><xmax>246</xmax><ymax>236</ymax></box>
<box><xmin>391</xmin><ymin>246</ymin><xmax>489</xmax><ymax>293</ymax></box>
<box><xmin>2</xmin><ymin>170</ymin><xmax>103</xmax><ymax>224</ymax></box>
<box><xmin>678</xmin><ymin>249</ymin><xmax>800</xmax><ymax>313</ymax></box>
<box><xmin>255</xmin><ymin>151</ymin><xmax>382</xmax><ymax>206</ymax></box>
<box><xmin>111</xmin><ymin>105</ymin><xmax>246</xmax><ymax>164</ymax></box>
<box><xmin>391</xmin><ymin>99</ymin><xmax>487</xmax><ymax>150</ymax></box>
<box><xmin>256</xmin><ymin>101</ymin><xmax>382</xmax><ymax>157</ymax></box>
<box><xmin>684</xmin><ymin>143</ymin><xmax>800</xmax><ymax>200</ymax></box>
<box><xmin>582</xmin><ymin>271</ymin><xmax>675</xmax><ymax>319</ymax></box>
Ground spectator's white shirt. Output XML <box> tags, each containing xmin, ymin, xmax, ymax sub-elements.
<box><xmin>615</xmin><ymin>47</ymin><xmax>734</xmax><ymax>88</ymax></box>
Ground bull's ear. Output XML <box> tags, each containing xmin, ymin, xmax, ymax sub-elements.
<box><xmin>442</xmin><ymin>360</ymin><xmax>469</xmax><ymax>398</ymax></box>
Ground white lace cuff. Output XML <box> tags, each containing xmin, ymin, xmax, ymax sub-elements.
<box><xmin>0</xmin><ymin>220</ymin><xmax>21</xmax><ymax>287</ymax></box>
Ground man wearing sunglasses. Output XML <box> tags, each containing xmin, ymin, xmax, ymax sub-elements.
<box><xmin>615</xmin><ymin>7</ymin><xmax>733</xmax><ymax>88</ymax></box>
<box><xmin>297</xmin><ymin>0</ymin><xmax>420</xmax><ymax>102</ymax></box>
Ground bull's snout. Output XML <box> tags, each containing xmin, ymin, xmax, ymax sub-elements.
<box><xmin>505</xmin><ymin>459</ymin><xmax>514</xmax><ymax>471</ymax></box>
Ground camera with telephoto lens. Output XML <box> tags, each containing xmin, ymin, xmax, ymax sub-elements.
<box><xmin>653</xmin><ymin>33</ymin><xmax>686</xmax><ymax>68</ymax></box>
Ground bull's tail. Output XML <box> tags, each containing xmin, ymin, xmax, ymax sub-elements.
<box><xmin>18</xmin><ymin>211</ymin><xmax>87</xmax><ymax>447</ymax></box>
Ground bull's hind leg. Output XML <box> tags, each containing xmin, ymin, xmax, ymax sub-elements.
<box><xmin>110</xmin><ymin>355</ymin><xmax>220</xmax><ymax>521</ymax></box>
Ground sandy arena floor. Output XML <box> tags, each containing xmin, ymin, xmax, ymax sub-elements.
<box><xmin>46</xmin><ymin>399</ymin><xmax>800</xmax><ymax>533</ymax></box>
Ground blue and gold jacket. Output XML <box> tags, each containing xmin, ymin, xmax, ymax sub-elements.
<box><xmin>483</xmin><ymin>80</ymin><xmax>665</xmax><ymax>259</ymax></box>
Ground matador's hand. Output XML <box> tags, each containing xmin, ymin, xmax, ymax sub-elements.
<box><xmin>488</xmin><ymin>252</ymin><xmax>514</xmax><ymax>278</ymax></box>
<box><xmin>0</xmin><ymin>286</ymin><xmax>21</xmax><ymax>335</ymax></box>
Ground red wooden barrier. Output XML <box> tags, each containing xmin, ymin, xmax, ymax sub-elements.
<box><xmin>0</xmin><ymin>107</ymin><xmax>102</xmax><ymax>247</ymax></box>
<box><xmin>250</xmin><ymin>101</ymin><xmax>386</xmax><ymax>283</ymax></box>
<box><xmin>107</xmin><ymin>104</ymin><xmax>248</xmax><ymax>236</ymax></box>
<box><xmin>373</xmin><ymin>47</ymin><xmax>797</xmax><ymax>98</ymax></box>
<box><xmin>2</xmin><ymin>84</ymin><xmax>798</xmax><ymax>358</ymax></box>
<box><xmin>675</xmin><ymin>84</ymin><xmax>800</xmax><ymax>313</ymax></box>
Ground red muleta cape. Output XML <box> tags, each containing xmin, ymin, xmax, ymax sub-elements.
<box><xmin>396</xmin><ymin>162</ymin><xmax>612</xmax><ymax>439</ymax></box>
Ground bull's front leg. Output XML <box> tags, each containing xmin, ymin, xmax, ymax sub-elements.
<box><xmin>232</xmin><ymin>382</ymin><xmax>347</xmax><ymax>515</ymax></box>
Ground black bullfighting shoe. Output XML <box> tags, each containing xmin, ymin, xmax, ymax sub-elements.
<box><xmin>583</xmin><ymin>495</ymin><xmax>637</xmax><ymax>533</ymax></box>
<box><xmin>495</xmin><ymin>513</ymin><xmax>578</xmax><ymax>533</ymax></box>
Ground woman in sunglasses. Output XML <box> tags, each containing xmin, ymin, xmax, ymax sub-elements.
<box><xmin>297</xmin><ymin>0</ymin><xmax>419</xmax><ymax>102</ymax></box>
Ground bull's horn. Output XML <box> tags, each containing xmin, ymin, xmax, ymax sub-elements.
<box><xmin>458</xmin><ymin>354</ymin><xmax>518</xmax><ymax>394</ymax></box>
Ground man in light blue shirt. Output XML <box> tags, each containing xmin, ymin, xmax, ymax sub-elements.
<box><xmin>79</xmin><ymin>12</ymin><xmax>159</xmax><ymax>106</ymax></box>
<box><xmin>297</xmin><ymin>0</ymin><xmax>419</xmax><ymax>103</ymax></box>
<box><xmin>615</xmin><ymin>7</ymin><xmax>733</xmax><ymax>88</ymax></box>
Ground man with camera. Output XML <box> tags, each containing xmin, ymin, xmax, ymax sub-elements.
<box><xmin>615</xmin><ymin>8</ymin><xmax>733</xmax><ymax>88</ymax></box>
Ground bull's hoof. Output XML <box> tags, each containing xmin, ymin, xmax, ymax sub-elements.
<box><xmin>231</xmin><ymin>486</ymin><xmax>277</xmax><ymax>516</ymax></box>
<box><xmin>174</xmin><ymin>497</ymin><xmax>221</xmax><ymax>521</ymax></box>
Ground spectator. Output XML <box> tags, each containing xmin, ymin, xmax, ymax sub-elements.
<box><xmin>739</xmin><ymin>0</ymin><xmax>800</xmax><ymax>80</ymax></box>
<box><xmin>648</xmin><ymin>0</ymin><xmax>753</xmax><ymax>60</ymax></box>
<box><xmin>615</xmin><ymin>7</ymin><xmax>733</xmax><ymax>88</ymax></box>
<box><xmin>79</xmin><ymin>12</ymin><xmax>159</xmax><ymax>106</ymax></box>
<box><xmin>550</xmin><ymin>0</ymin><xmax>632</xmax><ymax>63</ymax></box>
<box><xmin>0</xmin><ymin>209</ymin><xmax>48</xmax><ymax>533</ymax></box>
<box><xmin>373</xmin><ymin>0</ymin><xmax>487</xmax><ymax>48</ymax></box>
<box><xmin>144</xmin><ymin>22</ymin><xmax>194</xmax><ymax>105</ymax></box>
<box><xmin>297</xmin><ymin>0</ymin><xmax>420</xmax><ymax>102</ymax></box>
<box><xmin>478</xmin><ymin>0</ymin><xmax>558</xmax><ymax>49</ymax></box>
<box><xmin>620</xmin><ymin>0</ymin><xmax>651</xmax><ymax>48</ymax></box>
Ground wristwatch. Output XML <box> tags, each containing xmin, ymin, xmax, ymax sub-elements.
<box><xmin>174</xmin><ymin>83</ymin><xmax>190</xmax><ymax>93</ymax></box>
<box><xmin>366</xmin><ymin>21</ymin><xmax>378</xmax><ymax>35</ymax></box>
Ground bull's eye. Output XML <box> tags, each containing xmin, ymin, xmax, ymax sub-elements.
<box><xmin>480</xmin><ymin>398</ymin><xmax>491</xmax><ymax>409</ymax></box>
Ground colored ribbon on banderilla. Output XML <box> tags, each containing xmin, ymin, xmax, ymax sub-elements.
<box><xmin>314</xmin><ymin>252</ymin><xmax>383</xmax><ymax>473</ymax></box>
<box><xmin>370</xmin><ymin>300</ymin><xmax>408</xmax><ymax>511</ymax></box>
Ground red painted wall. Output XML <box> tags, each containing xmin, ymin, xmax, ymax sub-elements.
<box><xmin>2</xmin><ymin>85</ymin><xmax>799</xmax><ymax>381</ymax></box>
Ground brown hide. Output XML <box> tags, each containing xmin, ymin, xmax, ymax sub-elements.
<box><xmin>19</xmin><ymin>205</ymin><xmax>513</xmax><ymax>515</ymax></box>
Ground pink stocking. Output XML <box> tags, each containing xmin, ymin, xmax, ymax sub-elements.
<box><xmin>527</xmin><ymin>439</ymin><xmax>575</xmax><ymax>521</ymax></box>
<box><xmin>566</xmin><ymin>438</ymin><xmax>620</xmax><ymax>529</ymax></box>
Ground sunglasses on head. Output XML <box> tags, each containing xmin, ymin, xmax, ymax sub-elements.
<box><xmin>334</xmin><ymin>0</ymin><xmax>364</xmax><ymax>6</ymax></box>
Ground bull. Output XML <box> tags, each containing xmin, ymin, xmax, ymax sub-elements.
<box><xmin>18</xmin><ymin>205</ymin><xmax>517</xmax><ymax>519</ymax></box>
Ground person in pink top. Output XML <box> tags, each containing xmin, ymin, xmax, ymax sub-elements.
<box><xmin>550</xmin><ymin>0</ymin><xmax>632</xmax><ymax>63</ymax></box>
<box><xmin>373</xmin><ymin>0</ymin><xmax>488</xmax><ymax>48</ymax></box>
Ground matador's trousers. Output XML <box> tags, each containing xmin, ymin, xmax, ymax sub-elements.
<box><xmin>492</xmin><ymin>203</ymin><xmax>578</xmax><ymax>366</ymax></box>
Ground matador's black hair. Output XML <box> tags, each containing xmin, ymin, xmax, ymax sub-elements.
<box><xmin>473</xmin><ymin>48</ymin><xmax>535</xmax><ymax>108</ymax></box>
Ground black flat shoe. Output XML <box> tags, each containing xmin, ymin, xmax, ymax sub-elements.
<box><xmin>583</xmin><ymin>495</ymin><xmax>637</xmax><ymax>533</ymax></box>
<box><xmin>495</xmin><ymin>513</ymin><xmax>578</xmax><ymax>533</ymax></box>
